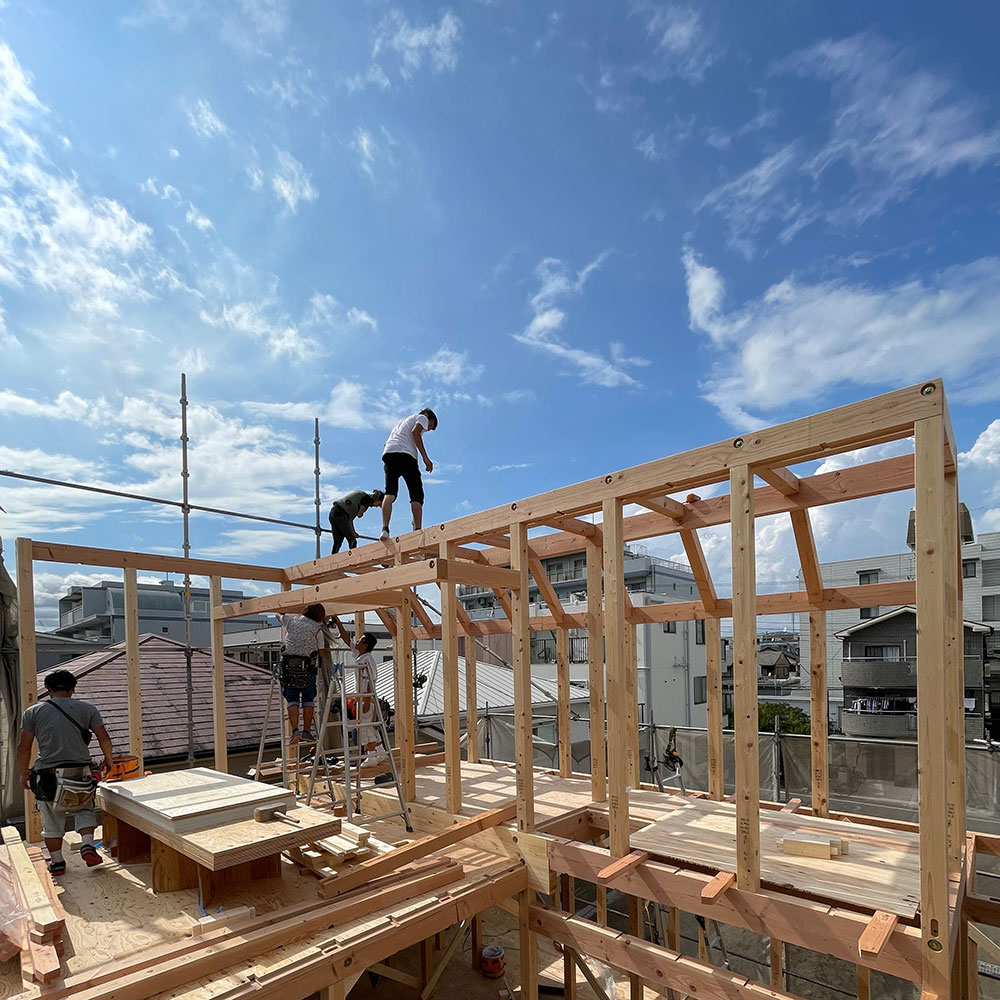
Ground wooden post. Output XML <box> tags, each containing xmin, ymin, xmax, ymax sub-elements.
<box><xmin>560</xmin><ymin>875</ymin><xmax>576</xmax><ymax>1000</ymax></box>
<box><xmin>628</xmin><ymin>894</ymin><xmax>643</xmax><ymax>1000</ymax></box>
<box><xmin>123</xmin><ymin>568</ymin><xmax>144</xmax><ymax>772</ymax></box>
<box><xmin>209</xmin><ymin>577</ymin><xmax>227</xmax><ymax>772</ymax></box>
<box><xmin>769</xmin><ymin>938</ymin><xmax>786</xmax><ymax>991</ymax></box>
<box><xmin>397</xmin><ymin>592</ymin><xmax>416</xmax><ymax>801</ymax></box>
<box><xmin>510</xmin><ymin>522</ymin><xmax>534</xmax><ymax>832</ymax></box>
<box><xmin>856</xmin><ymin>965</ymin><xmax>871</xmax><ymax>1000</ymax></box>
<box><xmin>730</xmin><ymin>464</ymin><xmax>760</xmax><ymax>893</ymax></box>
<box><xmin>471</xmin><ymin>912</ymin><xmax>483</xmax><ymax>971</ymax></box>
<box><xmin>809</xmin><ymin>610</ymin><xmax>829</xmax><ymax>818</ymax></box>
<box><xmin>439</xmin><ymin>542</ymin><xmax>462</xmax><ymax>815</ymax></box>
<box><xmin>706</xmin><ymin>616</ymin><xmax>723</xmax><ymax>801</ymax></box>
<box><xmin>602</xmin><ymin>498</ymin><xmax>630</xmax><ymax>858</ymax></box>
<box><xmin>557</xmin><ymin>628</ymin><xmax>571</xmax><ymax>778</ymax></box>
<box><xmin>466</xmin><ymin>620</ymin><xmax>479</xmax><ymax>764</ymax></box>
<box><xmin>518</xmin><ymin>887</ymin><xmax>539</xmax><ymax>1000</ymax></box>
<box><xmin>586</xmin><ymin>540</ymin><xmax>606</xmax><ymax>803</ymax></box>
<box><xmin>15</xmin><ymin>538</ymin><xmax>41</xmax><ymax>843</ymax></box>
<box><xmin>627</xmin><ymin>619</ymin><xmax>639</xmax><ymax>786</ymax></box>
<box><xmin>944</xmin><ymin>471</ymin><xmax>965</xmax><ymax>873</ymax></box>
<box><xmin>914</xmin><ymin>414</ymin><xmax>952</xmax><ymax>997</ymax></box>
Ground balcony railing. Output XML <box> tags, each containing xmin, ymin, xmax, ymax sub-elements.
<box><xmin>841</xmin><ymin>709</ymin><xmax>918</xmax><ymax>739</ymax></box>
<box><xmin>841</xmin><ymin>656</ymin><xmax>984</xmax><ymax>689</ymax></box>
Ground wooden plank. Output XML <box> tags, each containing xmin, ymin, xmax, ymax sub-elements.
<box><xmin>859</xmin><ymin>910</ymin><xmax>899</xmax><ymax>957</ymax></box>
<box><xmin>465</xmin><ymin>613</ymin><xmax>479</xmax><ymax>765</ymax></box>
<box><xmin>778</xmin><ymin>834</ymin><xmax>835</xmax><ymax>859</ymax></box>
<box><xmin>209</xmin><ymin>576</ymin><xmax>227</xmax><ymax>772</ymax></box>
<box><xmin>700</xmin><ymin>870</ymin><xmax>735</xmax><ymax>902</ymax></box>
<box><xmin>398</xmin><ymin>589</ymin><xmax>416</xmax><ymax>800</ymax></box>
<box><xmin>915</xmin><ymin>415</ymin><xmax>953</xmax><ymax>998</ymax></box>
<box><xmin>780</xmin><ymin>798</ymin><xmax>802</xmax><ymax>813</ymax></box>
<box><xmin>626</xmin><ymin>614</ymin><xmax>639</xmax><ymax>787</ymax></box>
<box><xmin>602</xmin><ymin>498</ymin><xmax>630</xmax><ymax>859</ymax></box>
<box><xmin>529</xmin><ymin>552</ymin><xmax>567</xmax><ymax>626</ymax></box>
<box><xmin>556</xmin><ymin>628</ymin><xmax>572</xmax><ymax>778</ymax></box>
<box><xmin>28</xmin><ymin>539</ymin><xmax>288</xmax><ymax>582</ymax></box>
<box><xmin>770</xmin><ymin>938</ymin><xmax>786</xmax><ymax>992</ymax></box>
<box><xmin>560</xmin><ymin>875</ymin><xmax>577</xmax><ymax>1000</ymax></box>
<box><xmin>586</xmin><ymin>540</ymin><xmax>606</xmax><ymax>803</ymax></box>
<box><xmin>635</xmin><ymin>495</ymin><xmax>685</xmax><ymax>520</ymax></box>
<box><xmin>810</xmin><ymin>610</ymin><xmax>829</xmax><ymax>818</ymax></box>
<box><xmin>545</xmin><ymin>515</ymin><xmax>601</xmax><ymax>539</ymax></box>
<box><xmin>0</xmin><ymin>828</ymin><xmax>61</xmax><ymax>937</ymax></box>
<box><xmin>123</xmin><ymin>567</ymin><xmax>144</xmax><ymax>771</ymax></box>
<box><xmin>510</xmin><ymin>522</ymin><xmax>534</xmax><ymax>833</ymax></box>
<box><xmin>705</xmin><ymin>616</ymin><xmax>724</xmax><ymax>801</ymax></box>
<box><xmin>596</xmin><ymin>850</ymin><xmax>649</xmax><ymax>883</ymax></box>
<box><xmin>730</xmin><ymin>464</ymin><xmax>760</xmax><ymax>893</ymax></box>
<box><xmin>318</xmin><ymin>802</ymin><xmax>517</xmax><ymax>898</ymax></box>
<box><xmin>790</xmin><ymin>508</ymin><xmax>823</xmax><ymax>604</ymax></box>
<box><xmin>857</xmin><ymin>965</ymin><xmax>871</xmax><ymax>1000</ymax></box>
<box><xmin>680</xmin><ymin>529</ymin><xmax>719</xmax><ymax>613</ymax></box>
<box><xmin>439</xmin><ymin>543</ymin><xmax>461</xmax><ymax>815</ymax></box>
<box><xmin>756</xmin><ymin>466</ymin><xmax>800</xmax><ymax>497</ymax></box>
<box><xmin>438</xmin><ymin>559</ymin><xmax>520</xmax><ymax>590</ymax></box>
<box><xmin>15</xmin><ymin>538</ymin><xmax>41</xmax><ymax>844</ymax></box>
<box><xmin>944</xmin><ymin>471</ymin><xmax>965</xmax><ymax>873</ymax></box>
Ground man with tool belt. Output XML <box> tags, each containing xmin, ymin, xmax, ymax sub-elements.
<box><xmin>275</xmin><ymin>603</ymin><xmax>326</xmax><ymax>744</ymax></box>
<box><xmin>17</xmin><ymin>669</ymin><xmax>114</xmax><ymax>875</ymax></box>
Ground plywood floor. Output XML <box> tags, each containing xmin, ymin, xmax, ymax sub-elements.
<box><xmin>402</xmin><ymin>761</ymin><xmax>922</xmax><ymax>919</ymax></box>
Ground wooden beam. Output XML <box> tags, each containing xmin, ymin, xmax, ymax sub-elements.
<box><xmin>857</xmin><ymin>965</ymin><xmax>871</xmax><ymax>1000</ymax></box>
<box><xmin>634</xmin><ymin>495</ymin><xmax>686</xmax><ymax>520</ymax></box>
<box><xmin>510</xmin><ymin>522</ymin><xmax>534</xmax><ymax>833</ymax></box>
<box><xmin>209</xmin><ymin>576</ymin><xmax>227</xmax><ymax>773</ymax></box>
<box><xmin>440</xmin><ymin>543</ymin><xmax>462</xmax><ymax>815</ymax></box>
<box><xmin>945</xmin><ymin>471</ymin><xmax>965</xmax><ymax>873</ymax></box>
<box><xmin>626</xmin><ymin>612</ymin><xmax>639</xmax><ymax>787</ymax></box>
<box><xmin>790</xmin><ymin>508</ymin><xmax>823</xmax><ymax>603</ymax></box>
<box><xmin>544</xmin><ymin>516</ymin><xmax>601</xmax><ymax>540</ymax></box>
<box><xmin>556</xmin><ymin>628</ymin><xmax>572</xmax><ymax>778</ymax></box>
<box><xmin>15</xmin><ymin>538</ymin><xmax>40</xmax><ymax>843</ymax></box>
<box><xmin>397</xmin><ymin>589</ymin><xmax>416</xmax><ymax>801</ymax></box>
<box><xmin>465</xmin><ymin>618</ymin><xmax>479</xmax><ymax>765</ymax></box>
<box><xmin>123</xmin><ymin>567</ymin><xmax>144</xmax><ymax>772</ymax></box>
<box><xmin>770</xmin><ymin>938</ymin><xmax>786</xmax><ymax>991</ymax></box>
<box><xmin>560</xmin><ymin>875</ymin><xmax>577</xmax><ymax>1000</ymax></box>
<box><xmin>701</xmin><ymin>870</ymin><xmax>735</xmax><ymax>902</ymax></box>
<box><xmin>756</xmin><ymin>466</ymin><xmax>801</xmax><ymax>497</ymax></box>
<box><xmin>679</xmin><ymin>529</ymin><xmax>718</xmax><ymax>614</ymax></box>
<box><xmin>810</xmin><ymin>610</ymin><xmax>829</xmax><ymax>818</ymax></box>
<box><xmin>603</xmin><ymin>497</ymin><xmax>630</xmax><ymax>858</ymax></box>
<box><xmin>438</xmin><ymin>559</ymin><xmax>520</xmax><ymax>591</ymax></box>
<box><xmin>519</xmin><ymin>889</ymin><xmax>539</xmax><ymax>1000</ymax></box>
<box><xmin>731</xmin><ymin>464</ymin><xmax>760</xmax><ymax>893</ymax></box>
<box><xmin>706</xmin><ymin>616</ymin><xmax>723</xmax><ymax>801</ymax></box>
<box><xmin>596</xmin><ymin>851</ymin><xmax>649</xmax><ymax>884</ymax></box>
<box><xmin>914</xmin><ymin>415</ymin><xmax>952</xmax><ymax>998</ymax></box>
<box><xmin>319</xmin><ymin>803</ymin><xmax>516</xmax><ymax>898</ymax></box>
<box><xmin>859</xmin><ymin>911</ymin><xmax>899</xmax><ymax>957</ymax></box>
<box><xmin>28</xmin><ymin>539</ymin><xmax>287</xmax><ymax>583</ymax></box>
<box><xmin>586</xmin><ymin>540</ymin><xmax>606</xmax><ymax>803</ymax></box>
<box><xmin>528</xmin><ymin>552</ymin><xmax>567</xmax><ymax>626</ymax></box>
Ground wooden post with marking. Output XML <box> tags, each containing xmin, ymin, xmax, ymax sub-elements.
<box><xmin>586</xmin><ymin>540</ymin><xmax>606</xmax><ymax>803</ymax></box>
<box><xmin>15</xmin><ymin>538</ymin><xmax>41</xmax><ymax>843</ymax></box>
<box><xmin>209</xmin><ymin>576</ymin><xmax>227</xmax><ymax>772</ymax></box>
<box><xmin>123</xmin><ymin>567</ymin><xmax>144</xmax><ymax>773</ymax></box>
<box><xmin>730</xmin><ymin>464</ymin><xmax>760</xmax><ymax>893</ymax></box>
<box><xmin>439</xmin><ymin>542</ymin><xmax>461</xmax><ymax>814</ymax></box>
<box><xmin>944</xmin><ymin>471</ymin><xmax>965</xmax><ymax>873</ymax></box>
<box><xmin>626</xmin><ymin>618</ymin><xmax>639</xmax><ymax>786</ymax></box>
<box><xmin>465</xmin><ymin>617</ymin><xmax>479</xmax><ymax>764</ymax></box>
<box><xmin>557</xmin><ymin>628</ymin><xmax>572</xmax><ymax>778</ymax></box>
<box><xmin>396</xmin><ymin>592</ymin><xmax>416</xmax><ymax>801</ymax></box>
<box><xmin>705</xmin><ymin>616</ymin><xmax>723</xmax><ymax>801</ymax></box>
<box><xmin>810</xmin><ymin>610</ymin><xmax>829</xmax><ymax>818</ymax></box>
<box><xmin>510</xmin><ymin>522</ymin><xmax>534</xmax><ymax>832</ymax></box>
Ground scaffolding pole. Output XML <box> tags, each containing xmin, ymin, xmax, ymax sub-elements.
<box><xmin>180</xmin><ymin>373</ymin><xmax>195</xmax><ymax>768</ymax></box>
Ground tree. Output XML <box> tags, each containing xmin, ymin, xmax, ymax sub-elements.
<box><xmin>759</xmin><ymin>702</ymin><xmax>811</xmax><ymax>734</ymax></box>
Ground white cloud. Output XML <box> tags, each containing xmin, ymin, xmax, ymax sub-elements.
<box><xmin>512</xmin><ymin>253</ymin><xmax>649</xmax><ymax>389</ymax></box>
<box><xmin>270</xmin><ymin>148</ymin><xmax>317</xmax><ymax>212</ymax></box>
<box><xmin>245</xmin><ymin>164</ymin><xmax>264</xmax><ymax>191</ymax></box>
<box><xmin>169</xmin><ymin>147</ymin><xmax>180</xmax><ymax>159</ymax></box>
<box><xmin>345</xmin><ymin>307</ymin><xmax>377</xmax><ymax>331</ymax></box>
<box><xmin>503</xmin><ymin>388</ymin><xmax>535</xmax><ymax>404</ymax></box>
<box><xmin>0</xmin><ymin>389</ymin><xmax>93</xmax><ymax>422</ymax></box>
<box><xmin>185</xmin><ymin>97</ymin><xmax>228</xmax><ymax>140</ymax></box>
<box><xmin>200</xmin><ymin>528</ymin><xmax>305</xmax><ymax>558</ymax></box>
<box><xmin>199</xmin><ymin>300</ymin><xmax>315</xmax><ymax>358</ymax></box>
<box><xmin>372</xmin><ymin>9</ymin><xmax>462</xmax><ymax>81</ymax></box>
<box><xmin>683</xmin><ymin>248</ymin><xmax>1000</xmax><ymax>426</ymax></box>
<box><xmin>408</xmin><ymin>346</ymin><xmax>483</xmax><ymax>385</ymax></box>
<box><xmin>185</xmin><ymin>203</ymin><xmax>214</xmax><ymax>231</ymax></box>
<box><xmin>961</xmin><ymin>421</ymin><xmax>1000</xmax><ymax>470</ymax></box>
<box><xmin>246</xmin><ymin>381</ymin><xmax>372</xmax><ymax>430</ymax></box>
<box><xmin>488</xmin><ymin>462</ymin><xmax>533</xmax><ymax>472</ymax></box>
<box><xmin>633</xmin><ymin>1</ymin><xmax>718</xmax><ymax>85</ymax></box>
<box><xmin>344</xmin><ymin>64</ymin><xmax>391</xmax><ymax>95</ymax></box>
<box><xmin>247</xmin><ymin>69</ymin><xmax>323</xmax><ymax>113</ymax></box>
<box><xmin>634</xmin><ymin>115</ymin><xmax>695</xmax><ymax>162</ymax></box>
<box><xmin>128</xmin><ymin>0</ymin><xmax>289</xmax><ymax>56</ymax></box>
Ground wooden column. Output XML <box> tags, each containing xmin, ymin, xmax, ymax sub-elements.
<box><xmin>856</xmin><ymin>965</ymin><xmax>871</xmax><ymax>1000</ymax></box>
<box><xmin>809</xmin><ymin>610</ymin><xmax>829</xmax><ymax>818</ymax></box>
<box><xmin>123</xmin><ymin>568</ymin><xmax>144</xmax><ymax>772</ymax></box>
<box><xmin>396</xmin><ymin>593</ymin><xmax>416</xmax><ymax>801</ymax></box>
<box><xmin>209</xmin><ymin>577</ymin><xmax>227</xmax><ymax>772</ymax></box>
<box><xmin>730</xmin><ymin>464</ymin><xmax>760</xmax><ymax>893</ymax></box>
<box><xmin>602</xmin><ymin>498</ymin><xmax>630</xmax><ymax>858</ymax></box>
<box><xmin>15</xmin><ymin>538</ymin><xmax>41</xmax><ymax>843</ymax></box>
<box><xmin>439</xmin><ymin>542</ymin><xmax>462</xmax><ymax>814</ymax></box>
<box><xmin>770</xmin><ymin>938</ymin><xmax>786</xmax><ymax>991</ymax></box>
<box><xmin>627</xmin><ymin>619</ymin><xmax>639</xmax><ymax>786</ymax></box>
<box><xmin>944</xmin><ymin>471</ymin><xmax>965</xmax><ymax>873</ymax></box>
<box><xmin>510</xmin><ymin>522</ymin><xmax>534</xmax><ymax>832</ymax></box>
<box><xmin>560</xmin><ymin>875</ymin><xmax>577</xmax><ymax>1000</ymax></box>
<box><xmin>518</xmin><ymin>887</ymin><xmax>539</xmax><ymax>1000</ymax></box>
<box><xmin>279</xmin><ymin>582</ymin><xmax>292</xmax><ymax>789</ymax></box>
<box><xmin>466</xmin><ymin>622</ymin><xmax>479</xmax><ymax>764</ymax></box>
<box><xmin>706</xmin><ymin>616</ymin><xmax>723</xmax><ymax>800</ymax></box>
<box><xmin>914</xmin><ymin>414</ymin><xmax>952</xmax><ymax>997</ymax></box>
<box><xmin>586</xmin><ymin>540</ymin><xmax>606</xmax><ymax>803</ymax></box>
<box><xmin>557</xmin><ymin>628</ymin><xmax>572</xmax><ymax>778</ymax></box>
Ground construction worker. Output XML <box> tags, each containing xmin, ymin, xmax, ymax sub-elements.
<box><xmin>330</xmin><ymin>617</ymin><xmax>384</xmax><ymax>766</ymax></box>
<box><xmin>380</xmin><ymin>408</ymin><xmax>437</xmax><ymax>539</ymax></box>
<box><xmin>275</xmin><ymin>603</ymin><xmax>326</xmax><ymax>744</ymax></box>
<box><xmin>17</xmin><ymin>670</ymin><xmax>114</xmax><ymax>874</ymax></box>
<box><xmin>328</xmin><ymin>489</ymin><xmax>385</xmax><ymax>554</ymax></box>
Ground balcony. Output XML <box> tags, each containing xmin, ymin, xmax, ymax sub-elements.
<box><xmin>841</xmin><ymin>656</ymin><xmax>984</xmax><ymax>689</ymax></box>
<box><xmin>841</xmin><ymin>709</ymin><xmax>918</xmax><ymax>739</ymax></box>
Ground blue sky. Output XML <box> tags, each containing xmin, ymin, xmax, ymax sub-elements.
<box><xmin>2</xmin><ymin>1</ymin><xmax>1000</xmax><ymax>628</ymax></box>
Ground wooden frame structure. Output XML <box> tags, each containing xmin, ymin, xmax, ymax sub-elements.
<box><xmin>14</xmin><ymin>379</ymin><xmax>996</xmax><ymax>999</ymax></box>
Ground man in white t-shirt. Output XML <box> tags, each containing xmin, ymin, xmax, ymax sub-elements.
<box><xmin>330</xmin><ymin>617</ymin><xmax>385</xmax><ymax>766</ymax></box>
<box><xmin>380</xmin><ymin>408</ymin><xmax>437</xmax><ymax>539</ymax></box>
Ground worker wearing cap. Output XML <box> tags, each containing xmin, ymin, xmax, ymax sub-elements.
<box><xmin>328</xmin><ymin>489</ymin><xmax>385</xmax><ymax>554</ymax></box>
<box><xmin>330</xmin><ymin>617</ymin><xmax>385</xmax><ymax>766</ymax></box>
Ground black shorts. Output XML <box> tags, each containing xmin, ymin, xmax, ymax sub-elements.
<box><xmin>383</xmin><ymin>452</ymin><xmax>424</xmax><ymax>504</ymax></box>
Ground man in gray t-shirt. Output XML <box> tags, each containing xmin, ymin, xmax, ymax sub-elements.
<box><xmin>18</xmin><ymin>669</ymin><xmax>113</xmax><ymax>875</ymax></box>
<box><xmin>329</xmin><ymin>489</ymin><xmax>384</xmax><ymax>554</ymax></box>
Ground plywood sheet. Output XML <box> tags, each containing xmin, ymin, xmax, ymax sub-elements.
<box><xmin>98</xmin><ymin>768</ymin><xmax>294</xmax><ymax>834</ymax></box>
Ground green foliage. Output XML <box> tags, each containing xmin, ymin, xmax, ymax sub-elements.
<box><xmin>759</xmin><ymin>702</ymin><xmax>811</xmax><ymax>734</ymax></box>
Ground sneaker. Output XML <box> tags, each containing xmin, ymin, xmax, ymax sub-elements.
<box><xmin>47</xmin><ymin>859</ymin><xmax>66</xmax><ymax>876</ymax></box>
<box><xmin>300</xmin><ymin>730</ymin><xmax>316</xmax><ymax>743</ymax></box>
<box><xmin>80</xmin><ymin>845</ymin><xmax>103</xmax><ymax>868</ymax></box>
<box><xmin>361</xmin><ymin>751</ymin><xmax>388</xmax><ymax>767</ymax></box>
<box><xmin>289</xmin><ymin>728</ymin><xmax>301</xmax><ymax>745</ymax></box>
<box><xmin>380</xmin><ymin>528</ymin><xmax>390</xmax><ymax>541</ymax></box>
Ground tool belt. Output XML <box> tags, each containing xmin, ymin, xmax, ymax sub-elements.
<box><xmin>279</xmin><ymin>653</ymin><xmax>316</xmax><ymax>689</ymax></box>
<box><xmin>30</xmin><ymin>767</ymin><xmax>97</xmax><ymax>809</ymax></box>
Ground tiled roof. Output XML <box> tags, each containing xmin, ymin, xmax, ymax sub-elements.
<box><xmin>37</xmin><ymin>634</ymin><xmax>281</xmax><ymax>761</ymax></box>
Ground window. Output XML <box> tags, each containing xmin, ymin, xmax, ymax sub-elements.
<box><xmin>858</xmin><ymin>570</ymin><xmax>879</xmax><ymax>586</ymax></box>
<box><xmin>963</xmin><ymin>560</ymin><xmax>978</xmax><ymax>579</ymax></box>
<box><xmin>662</xmin><ymin>621</ymin><xmax>676</xmax><ymax>634</ymax></box>
<box><xmin>695</xmin><ymin>620</ymin><xmax>705</xmax><ymax>645</ymax></box>
<box><xmin>983</xmin><ymin>595</ymin><xmax>1000</xmax><ymax>621</ymax></box>
<box><xmin>864</xmin><ymin>645</ymin><xmax>901</xmax><ymax>661</ymax></box>
<box><xmin>860</xmin><ymin>606</ymin><xmax>879</xmax><ymax>620</ymax></box>
<box><xmin>984</xmin><ymin>560</ymin><xmax>1000</xmax><ymax>588</ymax></box>
<box><xmin>161</xmin><ymin>626</ymin><xmax>169</xmax><ymax>633</ymax></box>
<box><xmin>694</xmin><ymin>675</ymin><xmax>707</xmax><ymax>705</ymax></box>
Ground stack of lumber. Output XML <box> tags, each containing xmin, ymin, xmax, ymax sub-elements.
<box><xmin>0</xmin><ymin>826</ymin><xmax>66</xmax><ymax>983</ymax></box>
<box><xmin>286</xmin><ymin>820</ymin><xmax>395</xmax><ymax>878</ymax></box>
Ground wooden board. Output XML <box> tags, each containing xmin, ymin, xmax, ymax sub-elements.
<box><xmin>98</xmin><ymin>768</ymin><xmax>295</xmax><ymax>834</ymax></box>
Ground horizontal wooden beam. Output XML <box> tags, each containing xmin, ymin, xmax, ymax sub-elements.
<box><xmin>701</xmin><ymin>870</ymin><xmax>735</xmax><ymax>902</ymax></box>
<box><xmin>634</xmin><ymin>495</ymin><xmax>685</xmax><ymax>520</ymax></box>
<box><xmin>596</xmin><ymin>851</ymin><xmax>649</xmax><ymax>884</ymax></box>
<box><xmin>755</xmin><ymin>466</ymin><xmax>801</xmax><ymax>497</ymax></box>
<box><xmin>437</xmin><ymin>558</ymin><xmax>520</xmax><ymax>591</ymax></box>
<box><xmin>26</xmin><ymin>540</ymin><xmax>287</xmax><ymax>583</ymax></box>
<box><xmin>859</xmin><ymin>910</ymin><xmax>898</xmax><ymax>957</ymax></box>
<box><xmin>544</xmin><ymin>516</ymin><xmax>601</xmax><ymax>539</ymax></box>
